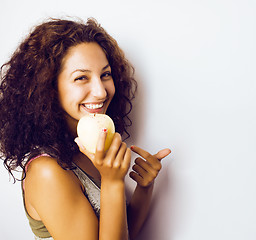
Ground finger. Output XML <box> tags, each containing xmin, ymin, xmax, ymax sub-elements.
<box><xmin>122</xmin><ymin>147</ymin><xmax>131</xmax><ymax>170</ymax></box>
<box><xmin>95</xmin><ymin>128</ymin><xmax>108</xmax><ymax>162</ymax></box>
<box><xmin>131</xmin><ymin>146</ymin><xmax>161</xmax><ymax>169</ymax></box>
<box><xmin>105</xmin><ymin>133</ymin><xmax>122</xmax><ymax>159</ymax></box>
<box><xmin>131</xmin><ymin>145</ymin><xmax>154</xmax><ymax>162</ymax></box>
<box><xmin>74</xmin><ymin>137</ymin><xmax>94</xmax><ymax>160</ymax></box>
<box><xmin>132</xmin><ymin>164</ymin><xmax>148</xmax><ymax>177</ymax></box>
<box><xmin>113</xmin><ymin>142</ymin><xmax>127</xmax><ymax>168</ymax></box>
<box><xmin>129</xmin><ymin>171</ymin><xmax>144</xmax><ymax>185</ymax></box>
<box><xmin>154</xmin><ymin>148</ymin><xmax>171</xmax><ymax>161</ymax></box>
<box><xmin>134</xmin><ymin>157</ymin><xmax>159</xmax><ymax>176</ymax></box>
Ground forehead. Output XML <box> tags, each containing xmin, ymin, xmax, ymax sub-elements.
<box><xmin>60</xmin><ymin>42</ymin><xmax>109</xmax><ymax>72</ymax></box>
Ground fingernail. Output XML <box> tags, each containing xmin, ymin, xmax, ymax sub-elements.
<box><xmin>131</xmin><ymin>145</ymin><xmax>134</xmax><ymax>150</ymax></box>
<box><xmin>102</xmin><ymin>128</ymin><xmax>107</xmax><ymax>132</ymax></box>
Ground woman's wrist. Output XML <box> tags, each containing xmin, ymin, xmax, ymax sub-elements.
<box><xmin>136</xmin><ymin>180</ymin><xmax>155</xmax><ymax>191</ymax></box>
<box><xmin>101</xmin><ymin>178</ymin><xmax>125</xmax><ymax>190</ymax></box>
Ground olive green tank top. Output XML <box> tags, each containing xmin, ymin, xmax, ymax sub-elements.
<box><xmin>22</xmin><ymin>155</ymin><xmax>101</xmax><ymax>239</ymax></box>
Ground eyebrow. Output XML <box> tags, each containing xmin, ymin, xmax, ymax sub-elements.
<box><xmin>70</xmin><ymin>64</ymin><xmax>110</xmax><ymax>76</ymax></box>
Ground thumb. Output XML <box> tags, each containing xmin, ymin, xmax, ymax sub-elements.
<box><xmin>154</xmin><ymin>148</ymin><xmax>171</xmax><ymax>161</ymax></box>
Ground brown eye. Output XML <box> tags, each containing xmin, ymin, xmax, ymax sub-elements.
<box><xmin>75</xmin><ymin>75</ymin><xmax>88</xmax><ymax>81</ymax></box>
<box><xmin>101</xmin><ymin>71</ymin><xmax>112</xmax><ymax>80</ymax></box>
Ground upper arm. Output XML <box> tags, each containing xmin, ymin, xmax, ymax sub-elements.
<box><xmin>25</xmin><ymin>157</ymin><xmax>99</xmax><ymax>240</ymax></box>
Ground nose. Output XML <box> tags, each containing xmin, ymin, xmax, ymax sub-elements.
<box><xmin>90</xmin><ymin>76</ymin><xmax>107</xmax><ymax>100</ymax></box>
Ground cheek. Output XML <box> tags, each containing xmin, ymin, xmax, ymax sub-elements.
<box><xmin>58</xmin><ymin>83</ymin><xmax>83</xmax><ymax>109</ymax></box>
<box><xmin>57</xmin><ymin>78</ymin><xmax>68</xmax><ymax>106</ymax></box>
<box><xmin>107</xmin><ymin>80</ymin><xmax>116</xmax><ymax>99</ymax></box>
<box><xmin>57</xmin><ymin>86</ymin><xmax>67</xmax><ymax>108</ymax></box>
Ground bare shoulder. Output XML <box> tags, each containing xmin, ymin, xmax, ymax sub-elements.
<box><xmin>26</xmin><ymin>155</ymin><xmax>68</xmax><ymax>176</ymax></box>
<box><xmin>25</xmin><ymin>155</ymin><xmax>82</xmax><ymax>198</ymax></box>
<box><xmin>25</xmin><ymin>155</ymin><xmax>99</xmax><ymax>239</ymax></box>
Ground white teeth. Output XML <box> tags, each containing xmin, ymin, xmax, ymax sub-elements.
<box><xmin>84</xmin><ymin>103</ymin><xmax>104</xmax><ymax>109</ymax></box>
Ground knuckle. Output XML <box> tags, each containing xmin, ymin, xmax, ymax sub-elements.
<box><xmin>96</xmin><ymin>146</ymin><xmax>104</xmax><ymax>153</ymax></box>
<box><xmin>154</xmin><ymin>162</ymin><xmax>162</xmax><ymax>171</ymax></box>
<box><xmin>142</xmin><ymin>180</ymin><xmax>148</xmax><ymax>187</ymax></box>
<box><xmin>113</xmin><ymin>161</ymin><xmax>120</xmax><ymax>168</ymax></box>
<box><xmin>152</xmin><ymin>171</ymin><xmax>158</xmax><ymax>179</ymax></box>
<box><xmin>145</xmin><ymin>174</ymin><xmax>152</xmax><ymax>182</ymax></box>
<box><xmin>120</xmin><ymin>164</ymin><xmax>128</xmax><ymax>171</ymax></box>
<box><xmin>144</xmin><ymin>152</ymin><xmax>151</xmax><ymax>159</ymax></box>
<box><xmin>95</xmin><ymin>159</ymin><xmax>103</xmax><ymax>166</ymax></box>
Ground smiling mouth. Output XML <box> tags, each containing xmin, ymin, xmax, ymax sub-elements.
<box><xmin>83</xmin><ymin>103</ymin><xmax>104</xmax><ymax>110</ymax></box>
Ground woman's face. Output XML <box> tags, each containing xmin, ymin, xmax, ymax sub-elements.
<box><xmin>57</xmin><ymin>42</ymin><xmax>115</xmax><ymax>133</ymax></box>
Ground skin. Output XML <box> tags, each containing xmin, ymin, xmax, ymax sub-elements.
<box><xmin>23</xmin><ymin>42</ymin><xmax>171</xmax><ymax>240</ymax></box>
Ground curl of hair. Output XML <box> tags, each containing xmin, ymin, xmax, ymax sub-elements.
<box><xmin>0</xmin><ymin>18</ymin><xmax>137</xmax><ymax>182</ymax></box>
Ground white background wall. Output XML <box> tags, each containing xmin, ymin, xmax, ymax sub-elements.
<box><xmin>1</xmin><ymin>0</ymin><xmax>256</xmax><ymax>239</ymax></box>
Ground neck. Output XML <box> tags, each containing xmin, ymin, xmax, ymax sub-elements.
<box><xmin>73</xmin><ymin>152</ymin><xmax>101</xmax><ymax>181</ymax></box>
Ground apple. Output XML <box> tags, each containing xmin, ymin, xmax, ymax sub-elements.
<box><xmin>77</xmin><ymin>113</ymin><xmax>115</xmax><ymax>153</ymax></box>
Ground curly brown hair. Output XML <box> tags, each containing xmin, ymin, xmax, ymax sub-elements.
<box><xmin>0</xmin><ymin>18</ymin><xmax>137</xmax><ymax>181</ymax></box>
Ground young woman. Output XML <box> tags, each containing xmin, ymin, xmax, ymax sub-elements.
<box><xmin>0</xmin><ymin>18</ymin><xmax>171</xmax><ymax>240</ymax></box>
